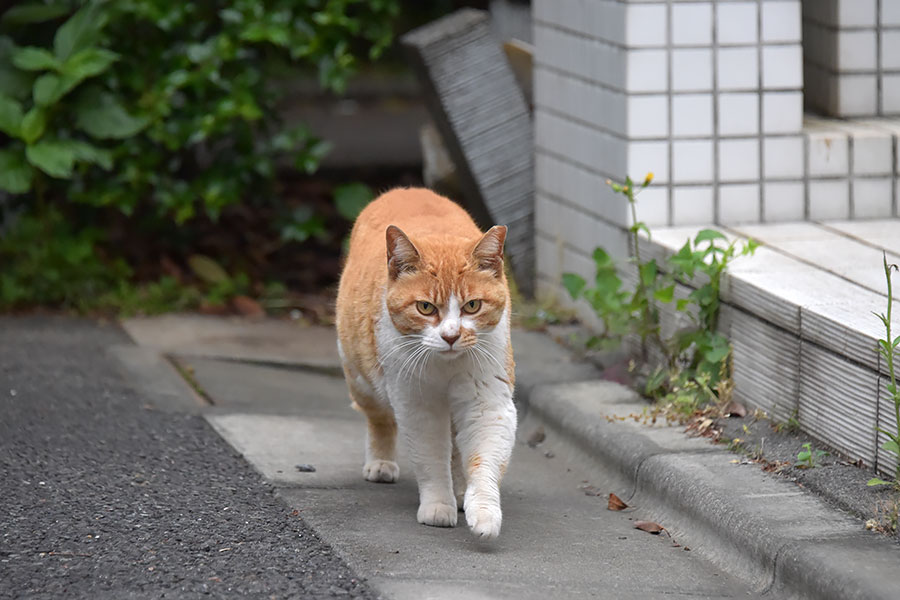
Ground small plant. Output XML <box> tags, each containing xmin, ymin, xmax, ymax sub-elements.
<box><xmin>868</xmin><ymin>253</ymin><xmax>900</xmax><ymax>489</ymax></box>
<box><xmin>795</xmin><ymin>442</ymin><xmax>826</xmax><ymax>469</ymax></box>
<box><xmin>773</xmin><ymin>410</ymin><xmax>801</xmax><ymax>434</ymax></box>
<box><xmin>562</xmin><ymin>173</ymin><xmax>757</xmax><ymax>415</ymax></box>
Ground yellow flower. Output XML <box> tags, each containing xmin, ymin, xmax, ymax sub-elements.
<box><xmin>644</xmin><ymin>172</ymin><xmax>654</xmax><ymax>184</ymax></box>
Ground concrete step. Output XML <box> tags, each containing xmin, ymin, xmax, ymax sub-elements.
<box><xmin>643</xmin><ymin>219</ymin><xmax>900</xmax><ymax>477</ymax></box>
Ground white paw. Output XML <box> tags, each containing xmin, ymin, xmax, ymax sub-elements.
<box><xmin>363</xmin><ymin>460</ymin><xmax>399</xmax><ymax>483</ymax></box>
<box><xmin>465</xmin><ymin>504</ymin><xmax>502</xmax><ymax>540</ymax></box>
<box><xmin>417</xmin><ymin>502</ymin><xmax>458</xmax><ymax>527</ymax></box>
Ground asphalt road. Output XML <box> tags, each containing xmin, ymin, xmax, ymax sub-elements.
<box><xmin>0</xmin><ymin>317</ymin><xmax>375</xmax><ymax>599</ymax></box>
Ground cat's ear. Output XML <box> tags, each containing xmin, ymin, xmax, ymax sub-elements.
<box><xmin>386</xmin><ymin>225</ymin><xmax>420</xmax><ymax>279</ymax></box>
<box><xmin>472</xmin><ymin>225</ymin><xmax>507</xmax><ymax>277</ymax></box>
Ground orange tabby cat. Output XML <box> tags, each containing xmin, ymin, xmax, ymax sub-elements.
<box><xmin>335</xmin><ymin>187</ymin><xmax>516</xmax><ymax>540</ymax></box>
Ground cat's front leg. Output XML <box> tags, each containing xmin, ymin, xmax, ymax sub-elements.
<box><xmin>449</xmin><ymin>374</ymin><xmax>516</xmax><ymax>540</ymax></box>
<box><xmin>391</xmin><ymin>388</ymin><xmax>458</xmax><ymax>528</ymax></box>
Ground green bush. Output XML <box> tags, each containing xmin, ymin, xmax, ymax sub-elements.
<box><xmin>0</xmin><ymin>0</ymin><xmax>399</xmax><ymax>221</ymax></box>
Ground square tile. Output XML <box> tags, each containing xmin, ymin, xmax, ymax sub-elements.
<box><xmin>672</xmin><ymin>186</ymin><xmax>715</xmax><ymax>225</ymax></box>
<box><xmin>718</xmin><ymin>138</ymin><xmax>760</xmax><ymax>182</ymax></box>
<box><xmin>837</xmin><ymin>0</ymin><xmax>876</xmax><ymax>27</ymax></box>
<box><xmin>626</xmin><ymin>3</ymin><xmax>667</xmax><ymax>48</ymax></box>
<box><xmin>718</xmin><ymin>93</ymin><xmax>759</xmax><ymax>136</ymax></box>
<box><xmin>627</xmin><ymin>95</ymin><xmax>669</xmax><ymax>138</ymax></box>
<box><xmin>717</xmin><ymin>2</ymin><xmax>758</xmax><ymax>45</ymax></box>
<box><xmin>883</xmin><ymin>74</ymin><xmax>900</xmax><ymax>114</ymax></box>
<box><xmin>761</xmin><ymin>1</ymin><xmax>801</xmax><ymax>43</ymax></box>
<box><xmin>836</xmin><ymin>75</ymin><xmax>878</xmax><ymax>117</ymax></box>
<box><xmin>883</xmin><ymin>0</ymin><xmax>900</xmax><ymax>26</ymax></box>
<box><xmin>673</xmin><ymin>140</ymin><xmax>714</xmax><ymax>182</ymax></box>
<box><xmin>763</xmin><ymin>92</ymin><xmax>803</xmax><ymax>133</ymax></box>
<box><xmin>806</xmin><ymin>131</ymin><xmax>849</xmax><ymax>176</ymax></box>
<box><xmin>718</xmin><ymin>183</ymin><xmax>761</xmax><ymax>224</ymax></box>
<box><xmin>628</xmin><ymin>141</ymin><xmax>670</xmax><ymax>184</ymax></box>
<box><xmin>672</xmin><ymin>48</ymin><xmax>713</xmax><ymax>91</ymax></box>
<box><xmin>672</xmin><ymin>94</ymin><xmax>713</xmax><ymax>137</ymax></box>
<box><xmin>808</xmin><ymin>180</ymin><xmax>850</xmax><ymax>220</ymax></box>
<box><xmin>632</xmin><ymin>186</ymin><xmax>669</xmax><ymax>227</ymax></box>
<box><xmin>851</xmin><ymin>132</ymin><xmax>893</xmax><ymax>176</ymax></box>
<box><xmin>626</xmin><ymin>50</ymin><xmax>669</xmax><ymax>93</ymax></box>
<box><xmin>882</xmin><ymin>30</ymin><xmax>900</xmax><ymax>71</ymax></box>
<box><xmin>762</xmin><ymin>45</ymin><xmax>803</xmax><ymax>89</ymax></box>
<box><xmin>764</xmin><ymin>181</ymin><xmax>805</xmax><ymax>221</ymax></box>
<box><xmin>717</xmin><ymin>47</ymin><xmax>759</xmax><ymax>91</ymax></box>
<box><xmin>837</xmin><ymin>30</ymin><xmax>877</xmax><ymax>72</ymax></box>
<box><xmin>853</xmin><ymin>178</ymin><xmax>893</xmax><ymax>218</ymax></box>
<box><xmin>763</xmin><ymin>136</ymin><xmax>805</xmax><ymax>179</ymax></box>
<box><xmin>672</xmin><ymin>2</ymin><xmax>713</xmax><ymax>46</ymax></box>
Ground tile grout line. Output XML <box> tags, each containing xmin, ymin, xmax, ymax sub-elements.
<box><xmin>712</xmin><ymin>0</ymin><xmax>721</xmax><ymax>224</ymax></box>
<box><xmin>877</xmin><ymin>0</ymin><xmax>884</xmax><ymax>116</ymax></box>
<box><xmin>666</xmin><ymin>0</ymin><xmax>674</xmax><ymax>226</ymax></box>
<box><xmin>757</xmin><ymin>0</ymin><xmax>765</xmax><ymax>222</ymax></box>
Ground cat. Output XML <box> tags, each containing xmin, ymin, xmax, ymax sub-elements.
<box><xmin>335</xmin><ymin>187</ymin><xmax>516</xmax><ymax>540</ymax></box>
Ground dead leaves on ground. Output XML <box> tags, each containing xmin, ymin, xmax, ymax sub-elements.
<box><xmin>608</xmin><ymin>493</ymin><xmax>628</xmax><ymax>511</ymax></box>
<box><xmin>579</xmin><ymin>484</ymin><xmax>690</xmax><ymax>550</ymax></box>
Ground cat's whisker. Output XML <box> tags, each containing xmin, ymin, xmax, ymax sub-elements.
<box><xmin>473</xmin><ymin>344</ymin><xmax>505</xmax><ymax>374</ymax></box>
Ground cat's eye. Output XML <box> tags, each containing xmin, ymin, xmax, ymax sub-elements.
<box><xmin>462</xmin><ymin>299</ymin><xmax>482</xmax><ymax>314</ymax></box>
<box><xmin>416</xmin><ymin>301</ymin><xmax>437</xmax><ymax>316</ymax></box>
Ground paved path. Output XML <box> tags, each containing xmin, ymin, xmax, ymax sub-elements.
<box><xmin>0</xmin><ymin>317</ymin><xmax>374</xmax><ymax>599</ymax></box>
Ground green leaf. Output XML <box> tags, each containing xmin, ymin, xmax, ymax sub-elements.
<box><xmin>2</xmin><ymin>4</ymin><xmax>69</xmax><ymax>24</ymax></box>
<box><xmin>188</xmin><ymin>255</ymin><xmax>229</xmax><ymax>285</ymax></box>
<box><xmin>19</xmin><ymin>107</ymin><xmax>46</xmax><ymax>144</ymax></box>
<box><xmin>59</xmin><ymin>47</ymin><xmax>118</xmax><ymax>80</ymax></box>
<box><xmin>25</xmin><ymin>139</ymin><xmax>76</xmax><ymax>178</ymax></box>
<box><xmin>0</xmin><ymin>94</ymin><xmax>23</xmax><ymax>137</ymax></box>
<box><xmin>881</xmin><ymin>439</ymin><xmax>900</xmax><ymax>455</ymax></box>
<box><xmin>639</xmin><ymin>260</ymin><xmax>658</xmax><ymax>287</ymax></box>
<box><xmin>65</xmin><ymin>139</ymin><xmax>112</xmax><ymax>170</ymax></box>
<box><xmin>694</xmin><ymin>229</ymin><xmax>727</xmax><ymax>245</ymax></box>
<box><xmin>893</xmin><ymin>334</ymin><xmax>900</xmax><ymax>348</ymax></box>
<box><xmin>653</xmin><ymin>285</ymin><xmax>674</xmax><ymax>303</ymax></box>
<box><xmin>74</xmin><ymin>87</ymin><xmax>147</xmax><ymax>139</ymax></box>
<box><xmin>334</xmin><ymin>182</ymin><xmax>372</xmax><ymax>221</ymax></box>
<box><xmin>867</xmin><ymin>478</ymin><xmax>892</xmax><ymax>486</ymax></box>
<box><xmin>33</xmin><ymin>72</ymin><xmax>79</xmax><ymax>106</ymax></box>
<box><xmin>53</xmin><ymin>3</ymin><xmax>107</xmax><ymax>61</ymax></box>
<box><xmin>11</xmin><ymin>46</ymin><xmax>60</xmax><ymax>71</ymax></box>
<box><xmin>562</xmin><ymin>273</ymin><xmax>586</xmax><ymax>299</ymax></box>
<box><xmin>0</xmin><ymin>149</ymin><xmax>33</xmax><ymax>193</ymax></box>
<box><xmin>704</xmin><ymin>342</ymin><xmax>732</xmax><ymax>364</ymax></box>
<box><xmin>676</xmin><ymin>298</ymin><xmax>690</xmax><ymax>312</ymax></box>
<box><xmin>592</xmin><ymin>247</ymin><xmax>613</xmax><ymax>268</ymax></box>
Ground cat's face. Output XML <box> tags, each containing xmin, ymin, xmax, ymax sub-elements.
<box><xmin>384</xmin><ymin>225</ymin><xmax>509</xmax><ymax>359</ymax></box>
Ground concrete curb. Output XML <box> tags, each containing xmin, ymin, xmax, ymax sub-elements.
<box><xmin>518</xmin><ymin>379</ymin><xmax>900</xmax><ymax>600</ymax></box>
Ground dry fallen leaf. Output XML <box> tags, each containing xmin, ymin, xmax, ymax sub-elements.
<box><xmin>608</xmin><ymin>493</ymin><xmax>629</xmax><ymax>511</ymax></box>
<box><xmin>579</xmin><ymin>484</ymin><xmax>603</xmax><ymax>496</ymax></box>
<box><xmin>526</xmin><ymin>426</ymin><xmax>545</xmax><ymax>448</ymax></box>
<box><xmin>724</xmin><ymin>400</ymin><xmax>747</xmax><ymax>418</ymax></box>
<box><xmin>232</xmin><ymin>295</ymin><xmax>266</xmax><ymax>318</ymax></box>
<box><xmin>634</xmin><ymin>520</ymin><xmax>666</xmax><ymax>534</ymax></box>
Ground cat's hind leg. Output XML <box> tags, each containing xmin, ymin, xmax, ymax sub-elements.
<box><xmin>348</xmin><ymin>383</ymin><xmax>399</xmax><ymax>483</ymax></box>
<box><xmin>451</xmin><ymin>434</ymin><xmax>466</xmax><ymax>511</ymax></box>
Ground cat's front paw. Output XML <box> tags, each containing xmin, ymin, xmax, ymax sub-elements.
<box><xmin>465</xmin><ymin>504</ymin><xmax>502</xmax><ymax>540</ymax></box>
<box><xmin>417</xmin><ymin>502</ymin><xmax>458</xmax><ymax>527</ymax></box>
<box><xmin>363</xmin><ymin>460</ymin><xmax>399</xmax><ymax>483</ymax></box>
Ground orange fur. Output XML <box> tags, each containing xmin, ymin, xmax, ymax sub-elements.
<box><xmin>335</xmin><ymin>187</ymin><xmax>515</xmax><ymax>401</ymax></box>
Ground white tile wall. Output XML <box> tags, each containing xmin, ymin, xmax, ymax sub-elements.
<box><xmin>672</xmin><ymin>48</ymin><xmax>713</xmax><ymax>91</ymax></box>
<box><xmin>672</xmin><ymin>94</ymin><xmax>714</xmax><ymax>137</ymax></box>
<box><xmin>627</xmin><ymin>95</ymin><xmax>669</xmax><ymax>138</ymax></box>
<box><xmin>718</xmin><ymin>138</ymin><xmax>760</xmax><ymax>182</ymax></box>
<box><xmin>625</xmin><ymin>3</ymin><xmax>668</xmax><ymax>48</ymax></box>
<box><xmin>672</xmin><ymin>186</ymin><xmax>715</xmax><ymax>225</ymax></box>
<box><xmin>717</xmin><ymin>2</ymin><xmax>758</xmax><ymax>45</ymax></box>
<box><xmin>763</xmin><ymin>136</ymin><xmax>805</xmax><ymax>179</ymax></box>
<box><xmin>837</xmin><ymin>75</ymin><xmax>878</xmax><ymax>117</ymax></box>
<box><xmin>837</xmin><ymin>31</ymin><xmax>877</xmax><ymax>72</ymax></box>
<box><xmin>627</xmin><ymin>141</ymin><xmax>670</xmax><ymax>184</ymax></box>
<box><xmin>883</xmin><ymin>75</ymin><xmax>900</xmax><ymax>113</ymax></box>
<box><xmin>764</xmin><ymin>182</ymin><xmax>806</xmax><ymax>221</ymax></box>
<box><xmin>717</xmin><ymin>47</ymin><xmax>759</xmax><ymax>91</ymax></box>
<box><xmin>632</xmin><ymin>186</ymin><xmax>670</xmax><ymax>227</ymax></box>
<box><xmin>762</xmin><ymin>92</ymin><xmax>804</xmax><ymax>134</ymax></box>
<box><xmin>883</xmin><ymin>1</ymin><xmax>900</xmax><ymax>26</ymax></box>
<box><xmin>852</xmin><ymin>179</ymin><xmax>894</xmax><ymax>218</ymax></box>
<box><xmin>761</xmin><ymin>1</ymin><xmax>802</xmax><ymax>43</ymax></box>
<box><xmin>626</xmin><ymin>49</ymin><xmax>669</xmax><ymax>93</ymax></box>
<box><xmin>881</xmin><ymin>30</ymin><xmax>900</xmax><ymax>71</ymax></box>
<box><xmin>718</xmin><ymin>93</ymin><xmax>759</xmax><ymax>136</ymax></box>
<box><xmin>837</xmin><ymin>0</ymin><xmax>876</xmax><ymax>27</ymax></box>
<box><xmin>672</xmin><ymin>140</ymin><xmax>714</xmax><ymax>182</ymax></box>
<box><xmin>719</xmin><ymin>183</ymin><xmax>761</xmax><ymax>224</ymax></box>
<box><xmin>672</xmin><ymin>2</ymin><xmax>713</xmax><ymax>46</ymax></box>
<box><xmin>808</xmin><ymin>180</ymin><xmax>851</xmax><ymax>220</ymax></box>
<box><xmin>850</xmin><ymin>132</ymin><xmax>893</xmax><ymax>176</ymax></box>
<box><xmin>807</xmin><ymin>131</ymin><xmax>850</xmax><ymax>177</ymax></box>
<box><xmin>762</xmin><ymin>45</ymin><xmax>803</xmax><ymax>89</ymax></box>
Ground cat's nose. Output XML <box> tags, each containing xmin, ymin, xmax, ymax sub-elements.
<box><xmin>441</xmin><ymin>333</ymin><xmax>460</xmax><ymax>348</ymax></box>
